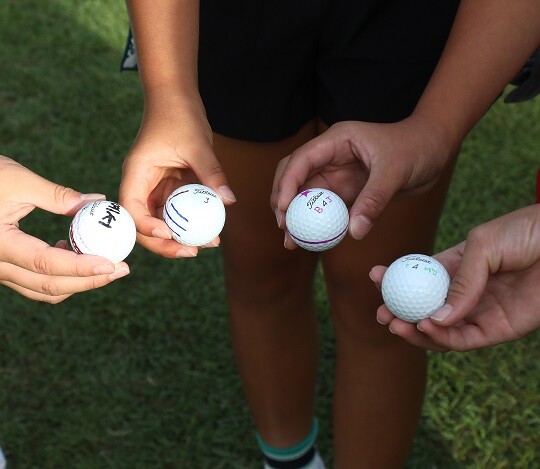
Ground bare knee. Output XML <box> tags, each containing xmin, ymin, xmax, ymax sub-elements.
<box><xmin>323</xmin><ymin>270</ymin><xmax>406</xmax><ymax>345</ymax></box>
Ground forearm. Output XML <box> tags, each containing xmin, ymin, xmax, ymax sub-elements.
<box><xmin>125</xmin><ymin>0</ymin><xmax>200</xmax><ymax>99</ymax></box>
<box><xmin>413</xmin><ymin>0</ymin><xmax>540</xmax><ymax>152</ymax></box>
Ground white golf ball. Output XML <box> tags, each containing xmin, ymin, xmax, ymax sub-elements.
<box><xmin>163</xmin><ymin>183</ymin><xmax>226</xmax><ymax>246</ymax></box>
<box><xmin>285</xmin><ymin>188</ymin><xmax>349</xmax><ymax>252</ymax></box>
<box><xmin>69</xmin><ymin>200</ymin><xmax>136</xmax><ymax>264</ymax></box>
<box><xmin>381</xmin><ymin>254</ymin><xmax>450</xmax><ymax>323</ymax></box>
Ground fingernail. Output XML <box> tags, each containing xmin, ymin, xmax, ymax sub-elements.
<box><xmin>349</xmin><ymin>215</ymin><xmax>372</xmax><ymax>239</ymax></box>
<box><xmin>94</xmin><ymin>264</ymin><xmax>115</xmax><ymax>275</ymax></box>
<box><xmin>55</xmin><ymin>240</ymin><xmax>69</xmax><ymax>250</ymax></box>
<box><xmin>388</xmin><ymin>324</ymin><xmax>396</xmax><ymax>334</ymax></box>
<box><xmin>368</xmin><ymin>269</ymin><xmax>380</xmax><ymax>289</ymax></box>
<box><xmin>202</xmin><ymin>239</ymin><xmax>220</xmax><ymax>248</ymax></box>
<box><xmin>175</xmin><ymin>248</ymin><xmax>197</xmax><ymax>258</ymax></box>
<box><xmin>417</xmin><ymin>322</ymin><xmax>425</xmax><ymax>332</ymax></box>
<box><xmin>218</xmin><ymin>185</ymin><xmax>236</xmax><ymax>202</ymax></box>
<box><xmin>153</xmin><ymin>228</ymin><xmax>172</xmax><ymax>240</ymax></box>
<box><xmin>275</xmin><ymin>209</ymin><xmax>283</xmax><ymax>227</ymax></box>
<box><xmin>431</xmin><ymin>304</ymin><xmax>453</xmax><ymax>322</ymax></box>
<box><xmin>81</xmin><ymin>193</ymin><xmax>106</xmax><ymax>201</ymax></box>
<box><xmin>376</xmin><ymin>316</ymin><xmax>387</xmax><ymax>325</ymax></box>
<box><xmin>284</xmin><ymin>231</ymin><xmax>295</xmax><ymax>249</ymax></box>
<box><xmin>109</xmin><ymin>266</ymin><xmax>130</xmax><ymax>280</ymax></box>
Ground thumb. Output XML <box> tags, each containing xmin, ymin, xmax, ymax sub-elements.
<box><xmin>192</xmin><ymin>153</ymin><xmax>236</xmax><ymax>205</ymax></box>
<box><xmin>428</xmin><ymin>241</ymin><xmax>490</xmax><ymax>326</ymax></box>
<box><xmin>348</xmin><ymin>166</ymin><xmax>400</xmax><ymax>239</ymax></box>
<box><xmin>16</xmin><ymin>167</ymin><xmax>105</xmax><ymax>216</ymax></box>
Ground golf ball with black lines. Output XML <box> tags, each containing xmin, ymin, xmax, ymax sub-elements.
<box><xmin>69</xmin><ymin>200</ymin><xmax>136</xmax><ymax>264</ymax></box>
<box><xmin>163</xmin><ymin>184</ymin><xmax>226</xmax><ymax>246</ymax></box>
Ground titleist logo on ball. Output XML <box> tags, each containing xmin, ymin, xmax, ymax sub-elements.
<box><xmin>193</xmin><ymin>187</ymin><xmax>217</xmax><ymax>198</ymax></box>
<box><xmin>306</xmin><ymin>191</ymin><xmax>324</xmax><ymax>209</ymax></box>
<box><xmin>403</xmin><ymin>255</ymin><xmax>433</xmax><ymax>264</ymax></box>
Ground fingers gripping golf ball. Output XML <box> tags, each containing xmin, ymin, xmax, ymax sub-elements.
<box><xmin>285</xmin><ymin>188</ymin><xmax>349</xmax><ymax>252</ymax></box>
<box><xmin>69</xmin><ymin>201</ymin><xmax>136</xmax><ymax>264</ymax></box>
<box><xmin>163</xmin><ymin>184</ymin><xmax>226</xmax><ymax>246</ymax></box>
<box><xmin>381</xmin><ymin>254</ymin><xmax>450</xmax><ymax>323</ymax></box>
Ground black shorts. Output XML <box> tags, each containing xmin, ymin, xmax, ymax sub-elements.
<box><xmin>198</xmin><ymin>0</ymin><xmax>460</xmax><ymax>142</ymax></box>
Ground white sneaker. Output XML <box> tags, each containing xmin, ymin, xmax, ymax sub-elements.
<box><xmin>311</xmin><ymin>452</ymin><xmax>325</xmax><ymax>469</ymax></box>
<box><xmin>264</xmin><ymin>450</ymin><xmax>325</xmax><ymax>469</ymax></box>
<box><xmin>312</xmin><ymin>452</ymin><xmax>325</xmax><ymax>469</ymax></box>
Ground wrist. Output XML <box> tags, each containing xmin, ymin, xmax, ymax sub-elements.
<box><xmin>142</xmin><ymin>80</ymin><xmax>201</xmax><ymax>104</ymax></box>
<box><xmin>142</xmin><ymin>86</ymin><xmax>207</xmax><ymax>121</ymax></box>
<box><xmin>402</xmin><ymin>113</ymin><xmax>460</xmax><ymax>168</ymax></box>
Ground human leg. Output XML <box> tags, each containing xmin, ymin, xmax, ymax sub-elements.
<box><xmin>322</xmin><ymin>160</ymin><xmax>456</xmax><ymax>468</ymax></box>
<box><xmin>314</xmin><ymin>2</ymin><xmax>460</xmax><ymax>461</ymax></box>
<box><xmin>198</xmin><ymin>2</ymin><xmax>329</xmax><ymax>462</ymax></box>
<box><xmin>198</xmin><ymin>1</ymin><xmax>460</xmax><ymax>464</ymax></box>
<box><xmin>215</xmin><ymin>120</ymin><xmax>322</xmax><ymax>448</ymax></box>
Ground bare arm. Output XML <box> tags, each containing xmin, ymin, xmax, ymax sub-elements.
<box><xmin>121</xmin><ymin>1</ymin><xmax>234</xmax><ymax>258</ymax></box>
<box><xmin>272</xmin><ymin>0</ymin><xmax>540</xmax><ymax>240</ymax></box>
<box><xmin>413</xmin><ymin>0</ymin><xmax>540</xmax><ymax>155</ymax></box>
<box><xmin>125</xmin><ymin>0</ymin><xmax>200</xmax><ymax>96</ymax></box>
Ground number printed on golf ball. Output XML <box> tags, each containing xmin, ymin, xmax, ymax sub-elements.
<box><xmin>163</xmin><ymin>184</ymin><xmax>226</xmax><ymax>246</ymax></box>
<box><xmin>69</xmin><ymin>200</ymin><xmax>137</xmax><ymax>264</ymax></box>
<box><xmin>285</xmin><ymin>188</ymin><xmax>349</xmax><ymax>252</ymax></box>
<box><xmin>381</xmin><ymin>254</ymin><xmax>450</xmax><ymax>323</ymax></box>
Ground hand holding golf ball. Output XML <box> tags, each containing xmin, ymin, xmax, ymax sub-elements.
<box><xmin>70</xmin><ymin>201</ymin><xmax>137</xmax><ymax>264</ymax></box>
<box><xmin>0</xmin><ymin>156</ymin><xmax>130</xmax><ymax>302</ymax></box>
<box><xmin>163</xmin><ymin>184</ymin><xmax>226</xmax><ymax>247</ymax></box>
<box><xmin>285</xmin><ymin>188</ymin><xmax>349</xmax><ymax>252</ymax></box>
<box><xmin>381</xmin><ymin>254</ymin><xmax>450</xmax><ymax>323</ymax></box>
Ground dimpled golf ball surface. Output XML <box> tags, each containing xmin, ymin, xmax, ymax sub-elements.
<box><xmin>286</xmin><ymin>188</ymin><xmax>349</xmax><ymax>252</ymax></box>
<box><xmin>382</xmin><ymin>254</ymin><xmax>450</xmax><ymax>323</ymax></box>
<box><xmin>69</xmin><ymin>201</ymin><xmax>136</xmax><ymax>264</ymax></box>
<box><xmin>164</xmin><ymin>184</ymin><xmax>226</xmax><ymax>246</ymax></box>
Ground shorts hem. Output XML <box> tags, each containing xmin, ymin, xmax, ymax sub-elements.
<box><xmin>208</xmin><ymin>114</ymin><xmax>318</xmax><ymax>143</ymax></box>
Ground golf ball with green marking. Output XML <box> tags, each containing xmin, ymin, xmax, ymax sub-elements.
<box><xmin>381</xmin><ymin>254</ymin><xmax>450</xmax><ymax>323</ymax></box>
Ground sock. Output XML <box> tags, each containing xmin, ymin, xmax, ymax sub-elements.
<box><xmin>257</xmin><ymin>419</ymin><xmax>324</xmax><ymax>469</ymax></box>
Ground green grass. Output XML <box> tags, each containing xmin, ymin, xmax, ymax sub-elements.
<box><xmin>1</xmin><ymin>1</ymin><xmax>539</xmax><ymax>467</ymax></box>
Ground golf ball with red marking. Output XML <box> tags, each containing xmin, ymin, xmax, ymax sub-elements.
<box><xmin>163</xmin><ymin>184</ymin><xmax>226</xmax><ymax>246</ymax></box>
<box><xmin>285</xmin><ymin>188</ymin><xmax>349</xmax><ymax>252</ymax></box>
<box><xmin>381</xmin><ymin>254</ymin><xmax>450</xmax><ymax>323</ymax></box>
<box><xmin>69</xmin><ymin>201</ymin><xmax>136</xmax><ymax>263</ymax></box>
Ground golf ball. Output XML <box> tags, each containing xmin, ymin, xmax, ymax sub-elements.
<box><xmin>381</xmin><ymin>254</ymin><xmax>450</xmax><ymax>323</ymax></box>
<box><xmin>163</xmin><ymin>183</ymin><xmax>226</xmax><ymax>246</ymax></box>
<box><xmin>69</xmin><ymin>200</ymin><xmax>136</xmax><ymax>264</ymax></box>
<box><xmin>285</xmin><ymin>188</ymin><xmax>349</xmax><ymax>252</ymax></box>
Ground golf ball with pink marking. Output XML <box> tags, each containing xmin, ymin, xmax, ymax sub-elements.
<box><xmin>285</xmin><ymin>188</ymin><xmax>349</xmax><ymax>252</ymax></box>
